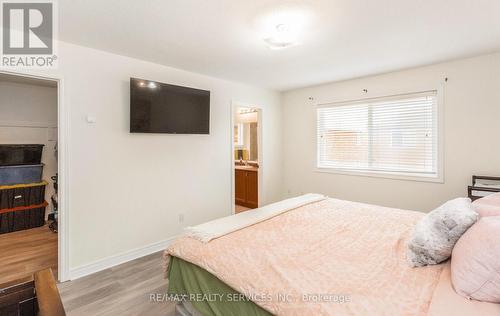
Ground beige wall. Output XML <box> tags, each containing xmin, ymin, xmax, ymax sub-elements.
<box><xmin>282</xmin><ymin>53</ymin><xmax>500</xmax><ymax>212</ymax></box>
<box><xmin>5</xmin><ymin>40</ymin><xmax>499</xmax><ymax>274</ymax></box>
<box><xmin>8</xmin><ymin>41</ymin><xmax>282</xmax><ymax>271</ymax></box>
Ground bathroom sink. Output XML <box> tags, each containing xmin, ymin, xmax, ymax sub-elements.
<box><xmin>235</xmin><ymin>165</ymin><xmax>258</xmax><ymax>171</ymax></box>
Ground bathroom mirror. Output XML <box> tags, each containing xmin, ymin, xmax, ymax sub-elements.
<box><xmin>234</xmin><ymin>108</ymin><xmax>258</xmax><ymax>162</ymax></box>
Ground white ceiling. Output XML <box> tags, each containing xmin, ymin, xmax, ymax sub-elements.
<box><xmin>60</xmin><ymin>0</ymin><xmax>500</xmax><ymax>91</ymax></box>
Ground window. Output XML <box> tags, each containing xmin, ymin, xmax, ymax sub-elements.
<box><xmin>316</xmin><ymin>91</ymin><xmax>439</xmax><ymax>179</ymax></box>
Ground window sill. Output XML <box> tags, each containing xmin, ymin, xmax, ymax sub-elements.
<box><xmin>314</xmin><ymin>167</ymin><xmax>444</xmax><ymax>183</ymax></box>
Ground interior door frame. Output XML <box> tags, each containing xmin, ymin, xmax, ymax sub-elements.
<box><xmin>0</xmin><ymin>69</ymin><xmax>69</xmax><ymax>282</ymax></box>
<box><xmin>230</xmin><ymin>101</ymin><xmax>263</xmax><ymax>214</ymax></box>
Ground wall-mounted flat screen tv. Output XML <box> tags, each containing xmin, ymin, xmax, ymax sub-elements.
<box><xmin>130</xmin><ymin>78</ymin><xmax>210</xmax><ymax>134</ymax></box>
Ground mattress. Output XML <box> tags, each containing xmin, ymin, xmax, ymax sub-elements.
<box><xmin>168</xmin><ymin>257</ymin><xmax>500</xmax><ymax>316</ymax></box>
<box><xmin>165</xmin><ymin>197</ymin><xmax>499</xmax><ymax>316</ymax></box>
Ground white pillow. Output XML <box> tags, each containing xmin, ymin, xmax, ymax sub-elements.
<box><xmin>407</xmin><ymin>198</ymin><xmax>478</xmax><ymax>267</ymax></box>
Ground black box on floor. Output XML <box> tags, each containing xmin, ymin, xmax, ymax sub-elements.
<box><xmin>0</xmin><ymin>202</ymin><xmax>47</xmax><ymax>234</ymax></box>
<box><xmin>0</xmin><ymin>181</ymin><xmax>47</xmax><ymax>209</ymax></box>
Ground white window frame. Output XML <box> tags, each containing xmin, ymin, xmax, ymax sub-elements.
<box><xmin>315</xmin><ymin>90</ymin><xmax>444</xmax><ymax>183</ymax></box>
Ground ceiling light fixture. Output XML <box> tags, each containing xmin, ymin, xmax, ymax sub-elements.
<box><xmin>264</xmin><ymin>23</ymin><xmax>297</xmax><ymax>50</ymax></box>
<box><xmin>239</xmin><ymin>108</ymin><xmax>258</xmax><ymax>114</ymax></box>
<box><xmin>148</xmin><ymin>82</ymin><xmax>157</xmax><ymax>89</ymax></box>
<box><xmin>256</xmin><ymin>6</ymin><xmax>312</xmax><ymax>50</ymax></box>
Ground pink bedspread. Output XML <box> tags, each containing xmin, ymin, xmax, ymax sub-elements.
<box><xmin>165</xmin><ymin>198</ymin><xmax>444</xmax><ymax>315</ymax></box>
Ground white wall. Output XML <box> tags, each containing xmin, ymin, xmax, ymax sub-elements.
<box><xmin>6</xmin><ymin>41</ymin><xmax>282</xmax><ymax>271</ymax></box>
<box><xmin>282</xmin><ymin>53</ymin><xmax>500</xmax><ymax>212</ymax></box>
<box><xmin>0</xmin><ymin>81</ymin><xmax>58</xmax><ymax>217</ymax></box>
<box><xmin>9</xmin><ymin>41</ymin><xmax>498</xmax><ymax>274</ymax></box>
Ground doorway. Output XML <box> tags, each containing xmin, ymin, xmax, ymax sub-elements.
<box><xmin>231</xmin><ymin>104</ymin><xmax>262</xmax><ymax>214</ymax></box>
<box><xmin>0</xmin><ymin>72</ymin><xmax>63</xmax><ymax>283</ymax></box>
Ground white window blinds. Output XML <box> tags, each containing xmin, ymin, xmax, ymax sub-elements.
<box><xmin>317</xmin><ymin>91</ymin><xmax>438</xmax><ymax>178</ymax></box>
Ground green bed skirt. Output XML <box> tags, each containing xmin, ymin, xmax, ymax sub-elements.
<box><xmin>167</xmin><ymin>256</ymin><xmax>272</xmax><ymax>316</ymax></box>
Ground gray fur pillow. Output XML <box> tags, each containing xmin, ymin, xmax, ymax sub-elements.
<box><xmin>407</xmin><ymin>198</ymin><xmax>478</xmax><ymax>267</ymax></box>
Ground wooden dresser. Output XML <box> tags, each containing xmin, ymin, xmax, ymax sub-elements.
<box><xmin>235</xmin><ymin>166</ymin><xmax>258</xmax><ymax>209</ymax></box>
<box><xmin>0</xmin><ymin>269</ymin><xmax>65</xmax><ymax>316</ymax></box>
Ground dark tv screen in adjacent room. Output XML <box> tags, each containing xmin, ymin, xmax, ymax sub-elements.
<box><xmin>130</xmin><ymin>78</ymin><xmax>210</xmax><ymax>134</ymax></box>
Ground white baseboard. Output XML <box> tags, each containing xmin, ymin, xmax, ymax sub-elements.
<box><xmin>68</xmin><ymin>236</ymin><xmax>177</xmax><ymax>280</ymax></box>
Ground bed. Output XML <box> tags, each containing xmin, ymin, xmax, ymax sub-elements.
<box><xmin>164</xmin><ymin>195</ymin><xmax>500</xmax><ymax>316</ymax></box>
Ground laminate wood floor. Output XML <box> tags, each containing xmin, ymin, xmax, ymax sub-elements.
<box><xmin>0</xmin><ymin>225</ymin><xmax>58</xmax><ymax>284</ymax></box>
<box><xmin>58</xmin><ymin>252</ymin><xmax>175</xmax><ymax>316</ymax></box>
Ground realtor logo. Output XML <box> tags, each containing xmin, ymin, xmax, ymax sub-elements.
<box><xmin>1</xmin><ymin>0</ymin><xmax>57</xmax><ymax>68</ymax></box>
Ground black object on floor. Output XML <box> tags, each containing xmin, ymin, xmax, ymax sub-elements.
<box><xmin>0</xmin><ymin>202</ymin><xmax>47</xmax><ymax>234</ymax></box>
<box><xmin>48</xmin><ymin>174</ymin><xmax>58</xmax><ymax>234</ymax></box>
<box><xmin>0</xmin><ymin>181</ymin><xmax>47</xmax><ymax>209</ymax></box>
